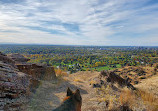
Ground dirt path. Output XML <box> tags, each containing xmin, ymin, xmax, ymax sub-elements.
<box><xmin>64</xmin><ymin>71</ymin><xmax>106</xmax><ymax>111</ymax></box>
<box><xmin>27</xmin><ymin>71</ymin><xmax>105</xmax><ymax>111</ymax></box>
<box><xmin>27</xmin><ymin>71</ymin><xmax>158</xmax><ymax>111</ymax></box>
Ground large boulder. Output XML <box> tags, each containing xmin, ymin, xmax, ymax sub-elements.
<box><xmin>0</xmin><ymin>53</ymin><xmax>29</xmax><ymax>111</ymax></box>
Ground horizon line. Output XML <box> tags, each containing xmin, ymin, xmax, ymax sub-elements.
<box><xmin>0</xmin><ymin>43</ymin><xmax>158</xmax><ymax>47</ymax></box>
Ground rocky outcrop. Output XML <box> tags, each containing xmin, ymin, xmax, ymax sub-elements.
<box><xmin>7</xmin><ymin>53</ymin><xmax>56</xmax><ymax>81</ymax></box>
<box><xmin>17</xmin><ymin>64</ymin><xmax>56</xmax><ymax>81</ymax></box>
<box><xmin>100</xmin><ymin>70</ymin><xmax>136</xmax><ymax>90</ymax></box>
<box><xmin>0</xmin><ymin>52</ymin><xmax>57</xmax><ymax>110</ymax></box>
<box><xmin>7</xmin><ymin>53</ymin><xmax>56</xmax><ymax>92</ymax></box>
<box><xmin>0</xmin><ymin>53</ymin><xmax>29</xmax><ymax>111</ymax></box>
<box><xmin>0</xmin><ymin>52</ymin><xmax>15</xmax><ymax>67</ymax></box>
<box><xmin>7</xmin><ymin>53</ymin><xmax>30</xmax><ymax>64</ymax></box>
<box><xmin>16</xmin><ymin>64</ymin><xmax>56</xmax><ymax>92</ymax></box>
<box><xmin>91</xmin><ymin>70</ymin><xmax>136</xmax><ymax>90</ymax></box>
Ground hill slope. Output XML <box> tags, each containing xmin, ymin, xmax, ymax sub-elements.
<box><xmin>27</xmin><ymin>66</ymin><xmax>158</xmax><ymax>111</ymax></box>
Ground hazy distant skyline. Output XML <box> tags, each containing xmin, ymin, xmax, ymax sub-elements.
<box><xmin>0</xmin><ymin>0</ymin><xmax>158</xmax><ymax>46</ymax></box>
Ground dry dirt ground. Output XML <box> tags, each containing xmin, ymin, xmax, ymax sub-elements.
<box><xmin>27</xmin><ymin>71</ymin><xmax>103</xmax><ymax>111</ymax></box>
<box><xmin>27</xmin><ymin>71</ymin><xmax>158</xmax><ymax>111</ymax></box>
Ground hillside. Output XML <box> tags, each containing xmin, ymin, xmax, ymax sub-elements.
<box><xmin>135</xmin><ymin>75</ymin><xmax>158</xmax><ymax>99</ymax></box>
<box><xmin>0</xmin><ymin>52</ymin><xmax>29</xmax><ymax>110</ymax></box>
<box><xmin>0</xmin><ymin>52</ymin><xmax>57</xmax><ymax>111</ymax></box>
<box><xmin>0</xmin><ymin>51</ymin><xmax>157</xmax><ymax>111</ymax></box>
<box><xmin>27</xmin><ymin>65</ymin><xmax>158</xmax><ymax>111</ymax></box>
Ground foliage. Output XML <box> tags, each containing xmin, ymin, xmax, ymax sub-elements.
<box><xmin>0</xmin><ymin>45</ymin><xmax>158</xmax><ymax>73</ymax></box>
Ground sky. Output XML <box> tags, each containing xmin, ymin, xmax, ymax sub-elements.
<box><xmin>0</xmin><ymin>0</ymin><xmax>158</xmax><ymax>46</ymax></box>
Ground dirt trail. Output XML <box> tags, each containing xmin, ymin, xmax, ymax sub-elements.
<box><xmin>27</xmin><ymin>71</ymin><xmax>104</xmax><ymax>111</ymax></box>
<box><xmin>64</xmin><ymin>71</ymin><xmax>106</xmax><ymax>111</ymax></box>
<box><xmin>27</xmin><ymin>71</ymin><xmax>158</xmax><ymax>111</ymax></box>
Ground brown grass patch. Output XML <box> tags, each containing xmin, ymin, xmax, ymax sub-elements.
<box><xmin>73</xmin><ymin>78</ymin><xmax>82</xmax><ymax>82</ymax></box>
<box><xmin>136</xmin><ymin>89</ymin><xmax>158</xmax><ymax>111</ymax></box>
<box><xmin>55</xmin><ymin>68</ymin><xmax>68</xmax><ymax>77</ymax></box>
<box><xmin>96</xmin><ymin>85</ymin><xmax>119</xmax><ymax>110</ymax></box>
<box><xmin>119</xmin><ymin>89</ymin><xmax>136</xmax><ymax>108</ymax></box>
<box><xmin>119</xmin><ymin>88</ymin><xmax>158</xmax><ymax>110</ymax></box>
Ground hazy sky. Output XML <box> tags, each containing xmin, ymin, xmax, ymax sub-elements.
<box><xmin>0</xmin><ymin>0</ymin><xmax>158</xmax><ymax>46</ymax></box>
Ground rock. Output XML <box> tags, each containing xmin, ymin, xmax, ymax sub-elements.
<box><xmin>99</xmin><ymin>70</ymin><xmax>136</xmax><ymax>90</ymax></box>
<box><xmin>16</xmin><ymin>63</ymin><xmax>57</xmax><ymax>92</ymax></box>
<box><xmin>0</xmin><ymin>52</ymin><xmax>15</xmax><ymax>67</ymax></box>
<box><xmin>0</xmin><ymin>52</ymin><xmax>29</xmax><ymax>110</ymax></box>
<box><xmin>0</xmin><ymin>52</ymin><xmax>57</xmax><ymax>110</ymax></box>
<box><xmin>17</xmin><ymin>64</ymin><xmax>56</xmax><ymax>81</ymax></box>
<box><xmin>134</xmin><ymin>81</ymin><xmax>139</xmax><ymax>84</ymax></box>
<box><xmin>134</xmin><ymin>67</ymin><xmax>146</xmax><ymax>76</ymax></box>
<box><xmin>139</xmin><ymin>76</ymin><xmax>146</xmax><ymax>79</ymax></box>
<box><xmin>7</xmin><ymin>53</ymin><xmax>30</xmax><ymax>64</ymax></box>
<box><xmin>100</xmin><ymin>70</ymin><xmax>109</xmax><ymax>77</ymax></box>
<box><xmin>93</xmin><ymin>83</ymin><xmax>101</xmax><ymax>88</ymax></box>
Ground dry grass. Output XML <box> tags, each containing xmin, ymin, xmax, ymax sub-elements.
<box><xmin>136</xmin><ymin>89</ymin><xmax>158</xmax><ymax>111</ymax></box>
<box><xmin>96</xmin><ymin>85</ymin><xmax>119</xmax><ymax>110</ymax></box>
<box><xmin>55</xmin><ymin>68</ymin><xmax>68</xmax><ymax>77</ymax></box>
<box><xmin>121</xmin><ymin>87</ymin><xmax>158</xmax><ymax>109</ymax></box>
<box><xmin>137</xmin><ymin>89</ymin><xmax>157</xmax><ymax>103</ymax></box>
<box><xmin>115</xmin><ymin>65</ymin><xmax>158</xmax><ymax>85</ymax></box>
<box><xmin>119</xmin><ymin>89</ymin><xmax>135</xmax><ymax>106</ymax></box>
<box><xmin>119</xmin><ymin>87</ymin><xmax>158</xmax><ymax>111</ymax></box>
<box><xmin>73</xmin><ymin>78</ymin><xmax>82</xmax><ymax>82</ymax></box>
<box><xmin>87</xmin><ymin>66</ymin><xmax>158</xmax><ymax>111</ymax></box>
<box><xmin>96</xmin><ymin>84</ymin><xmax>158</xmax><ymax>110</ymax></box>
<box><xmin>89</xmin><ymin>80</ymin><xmax>97</xmax><ymax>85</ymax></box>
